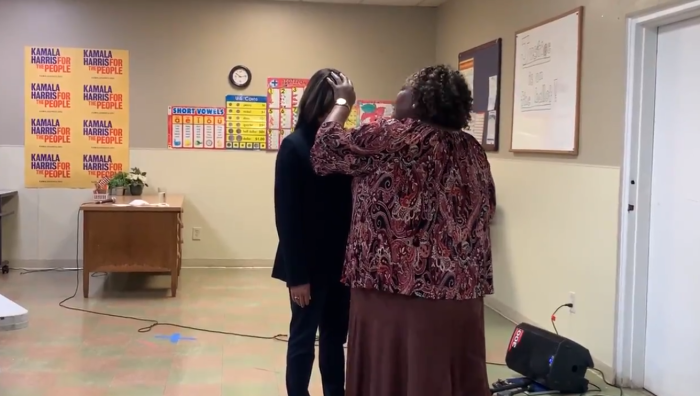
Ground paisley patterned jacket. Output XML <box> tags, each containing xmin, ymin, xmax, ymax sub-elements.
<box><xmin>310</xmin><ymin>118</ymin><xmax>496</xmax><ymax>300</ymax></box>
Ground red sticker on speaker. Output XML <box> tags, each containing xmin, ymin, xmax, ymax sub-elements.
<box><xmin>509</xmin><ymin>328</ymin><xmax>524</xmax><ymax>351</ymax></box>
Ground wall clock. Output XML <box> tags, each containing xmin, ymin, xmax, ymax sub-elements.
<box><xmin>229</xmin><ymin>65</ymin><xmax>251</xmax><ymax>89</ymax></box>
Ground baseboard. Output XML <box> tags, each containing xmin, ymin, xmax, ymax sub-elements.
<box><xmin>181</xmin><ymin>259</ymin><xmax>273</xmax><ymax>268</ymax></box>
<box><xmin>485</xmin><ymin>296</ymin><xmax>616</xmax><ymax>383</ymax></box>
<box><xmin>5</xmin><ymin>258</ymin><xmax>274</xmax><ymax>269</ymax></box>
<box><xmin>6</xmin><ymin>259</ymin><xmax>82</xmax><ymax>269</ymax></box>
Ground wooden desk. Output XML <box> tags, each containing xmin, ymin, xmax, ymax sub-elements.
<box><xmin>80</xmin><ymin>195</ymin><xmax>184</xmax><ymax>297</ymax></box>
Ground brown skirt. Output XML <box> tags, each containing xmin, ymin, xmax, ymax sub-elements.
<box><xmin>346</xmin><ymin>288</ymin><xmax>490</xmax><ymax>396</ymax></box>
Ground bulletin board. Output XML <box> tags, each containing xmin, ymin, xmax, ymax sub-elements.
<box><xmin>458</xmin><ymin>38</ymin><xmax>502</xmax><ymax>152</ymax></box>
<box><xmin>510</xmin><ymin>7</ymin><xmax>583</xmax><ymax>154</ymax></box>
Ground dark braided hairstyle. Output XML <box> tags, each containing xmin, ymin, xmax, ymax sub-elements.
<box><xmin>404</xmin><ymin>64</ymin><xmax>473</xmax><ymax>130</ymax></box>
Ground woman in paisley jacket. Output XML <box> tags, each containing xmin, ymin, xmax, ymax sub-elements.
<box><xmin>310</xmin><ymin>65</ymin><xmax>497</xmax><ymax>396</ymax></box>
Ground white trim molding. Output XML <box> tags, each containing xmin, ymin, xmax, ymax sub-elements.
<box><xmin>615</xmin><ymin>0</ymin><xmax>700</xmax><ymax>388</ymax></box>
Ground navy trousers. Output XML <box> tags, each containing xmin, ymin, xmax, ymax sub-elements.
<box><xmin>285</xmin><ymin>280</ymin><xmax>350</xmax><ymax>396</ymax></box>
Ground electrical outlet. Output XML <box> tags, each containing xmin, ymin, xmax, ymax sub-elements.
<box><xmin>569</xmin><ymin>292</ymin><xmax>576</xmax><ymax>314</ymax></box>
<box><xmin>192</xmin><ymin>227</ymin><xmax>202</xmax><ymax>241</ymax></box>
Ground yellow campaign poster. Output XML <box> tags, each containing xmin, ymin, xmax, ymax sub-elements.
<box><xmin>24</xmin><ymin>46</ymin><xmax>129</xmax><ymax>188</ymax></box>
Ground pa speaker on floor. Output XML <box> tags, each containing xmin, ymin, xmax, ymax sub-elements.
<box><xmin>505</xmin><ymin>322</ymin><xmax>594</xmax><ymax>394</ymax></box>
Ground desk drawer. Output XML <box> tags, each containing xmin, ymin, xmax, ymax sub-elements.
<box><xmin>83</xmin><ymin>211</ymin><xmax>178</xmax><ymax>272</ymax></box>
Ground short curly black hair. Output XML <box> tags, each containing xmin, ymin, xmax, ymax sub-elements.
<box><xmin>405</xmin><ymin>64</ymin><xmax>473</xmax><ymax>130</ymax></box>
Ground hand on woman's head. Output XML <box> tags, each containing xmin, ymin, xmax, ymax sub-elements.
<box><xmin>404</xmin><ymin>65</ymin><xmax>473</xmax><ymax>130</ymax></box>
<box><xmin>326</xmin><ymin>72</ymin><xmax>356</xmax><ymax>107</ymax></box>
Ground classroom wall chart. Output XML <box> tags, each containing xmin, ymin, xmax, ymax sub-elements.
<box><xmin>357</xmin><ymin>101</ymin><xmax>394</xmax><ymax>124</ymax></box>
<box><xmin>168</xmin><ymin>106</ymin><xmax>226</xmax><ymax>149</ymax></box>
<box><xmin>266</xmin><ymin>78</ymin><xmax>307</xmax><ymax>151</ymax></box>
<box><xmin>225</xmin><ymin>95</ymin><xmax>267</xmax><ymax>150</ymax></box>
<box><xmin>24</xmin><ymin>46</ymin><xmax>130</xmax><ymax>188</ymax></box>
<box><xmin>346</xmin><ymin>106</ymin><xmax>359</xmax><ymax>128</ymax></box>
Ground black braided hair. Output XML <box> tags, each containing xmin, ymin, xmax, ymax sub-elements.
<box><xmin>405</xmin><ymin>64</ymin><xmax>473</xmax><ymax>130</ymax></box>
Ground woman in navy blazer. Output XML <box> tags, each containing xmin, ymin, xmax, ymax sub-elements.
<box><xmin>271</xmin><ymin>68</ymin><xmax>353</xmax><ymax>396</ymax></box>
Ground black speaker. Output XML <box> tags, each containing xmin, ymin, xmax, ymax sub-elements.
<box><xmin>505</xmin><ymin>323</ymin><xmax>594</xmax><ymax>394</ymax></box>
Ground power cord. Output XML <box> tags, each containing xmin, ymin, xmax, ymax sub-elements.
<box><xmin>44</xmin><ymin>209</ymin><xmax>620</xmax><ymax>396</ymax></box>
<box><xmin>13</xmin><ymin>267</ymin><xmax>106</xmax><ymax>277</ymax></box>
<box><xmin>57</xmin><ymin>210</ymin><xmax>288</xmax><ymax>340</ymax></box>
<box><xmin>580</xmin><ymin>383</ymin><xmax>603</xmax><ymax>396</ymax></box>
<box><xmin>12</xmin><ymin>267</ymin><xmax>78</xmax><ymax>275</ymax></box>
<box><xmin>589</xmin><ymin>367</ymin><xmax>623</xmax><ymax>396</ymax></box>
<box><xmin>55</xmin><ymin>210</ymin><xmax>507</xmax><ymax>361</ymax></box>
<box><xmin>550</xmin><ymin>303</ymin><xmax>573</xmax><ymax>335</ymax></box>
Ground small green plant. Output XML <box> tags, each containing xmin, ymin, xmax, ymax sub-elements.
<box><xmin>108</xmin><ymin>171</ymin><xmax>130</xmax><ymax>189</ymax></box>
<box><xmin>128</xmin><ymin>167</ymin><xmax>148</xmax><ymax>187</ymax></box>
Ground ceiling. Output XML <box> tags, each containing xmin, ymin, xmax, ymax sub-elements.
<box><xmin>282</xmin><ymin>0</ymin><xmax>446</xmax><ymax>7</ymax></box>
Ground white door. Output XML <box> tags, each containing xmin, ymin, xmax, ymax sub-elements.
<box><xmin>645</xmin><ymin>16</ymin><xmax>700</xmax><ymax>396</ymax></box>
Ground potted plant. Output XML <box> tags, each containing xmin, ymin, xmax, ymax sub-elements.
<box><xmin>108</xmin><ymin>171</ymin><xmax>129</xmax><ymax>196</ymax></box>
<box><xmin>127</xmin><ymin>167</ymin><xmax>148</xmax><ymax>196</ymax></box>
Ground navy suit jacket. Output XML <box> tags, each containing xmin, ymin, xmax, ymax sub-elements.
<box><xmin>271</xmin><ymin>125</ymin><xmax>353</xmax><ymax>287</ymax></box>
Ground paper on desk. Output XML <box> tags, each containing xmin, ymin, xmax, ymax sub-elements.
<box><xmin>126</xmin><ymin>199</ymin><xmax>169</xmax><ymax>207</ymax></box>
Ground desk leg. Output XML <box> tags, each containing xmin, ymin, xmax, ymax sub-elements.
<box><xmin>171</xmin><ymin>269</ymin><xmax>178</xmax><ymax>297</ymax></box>
<box><xmin>0</xmin><ymin>203</ymin><xmax>7</xmax><ymax>274</ymax></box>
<box><xmin>172</xmin><ymin>211</ymin><xmax>182</xmax><ymax>297</ymax></box>
<box><xmin>83</xmin><ymin>268</ymin><xmax>90</xmax><ymax>298</ymax></box>
<box><xmin>177</xmin><ymin>212</ymin><xmax>183</xmax><ymax>277</ymax></box>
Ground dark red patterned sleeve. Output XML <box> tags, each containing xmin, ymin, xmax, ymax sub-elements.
<box><xmin>310</xmin><ymin>119</ymin><xmax>412</xmax><ymax>176</ymax></box>
<box><xmin>475</xmin><ymin>146</ymin><xmax>497</xmax><ymax>219</ymax></box>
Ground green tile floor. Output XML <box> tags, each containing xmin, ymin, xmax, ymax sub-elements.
<box><xmin>0</xmin><ymin>268</ymin><xmax>644</xmax><ymax>396</ymax></box>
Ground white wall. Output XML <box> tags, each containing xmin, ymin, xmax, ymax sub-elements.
<box><xmin>0</xmin><ymin>0</ymin><xmax>435</xmax><ymax>265</ymax></box>
<box><xmin>433</xmin><ymin>0</ymin><xmax>633</xmax><ymax>372</ymax></box>
<box><xmin>1</xmin><ymin>144</ymin><xmax>621</xmax><ymax>371</ymax></box>
<box><xmin>486</xmin><ymin>158</ymin><xmax>620</xmax><ymax>369</ymax></box>
<box><xmin>0</xmin><ymin>0</ymin><xmax>625</xmax><ymax>379</ymax></box>
<box><xmin>0</xmin><ymin>145</ymin><xmax>277</xmax><ymax>265</ymax></box>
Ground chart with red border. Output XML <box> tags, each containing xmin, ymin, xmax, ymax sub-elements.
<box><xmin>168</xmin><ymin>106</ymin><xmax>225</xmax><ymax>149</ymax></box>
<box><xmin>266</xmin><ymin>78</ymin><xmax>308</xmax><ymax>151</ymax></box>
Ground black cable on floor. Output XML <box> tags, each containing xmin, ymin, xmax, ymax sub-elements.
<box><xmin>51</xmin><ymin>209</ymin><xmax>509</xmax><ymax>365</ymax></box>
<box><xmin>587</xmin><ymin>368</ymin><xmax>623</xmax><ymax>396</ymax></box>
<box><xmin>56</xmin><ymin>210</ymin><xmax>628</xmax><ymax>395</ymax></box>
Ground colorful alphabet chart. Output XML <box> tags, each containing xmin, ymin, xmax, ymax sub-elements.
<box><xmin>225</xmin><ymin>95</ymin><xmax>267</xmax><ymax>150</ymax></box>
<box><xmin>168</xmin><ymin>106</ymin><xmax>226</xmax><ymax>149</ymax></box>
<box><xmin>358</xmin><ymin>101</ymin><xmax>395</xmax><ymax>125</ymax></box>
<box><xmin>266</xmin><ymin>78</ymin><xmax>308</xmax><ymax>151</ymax></box>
